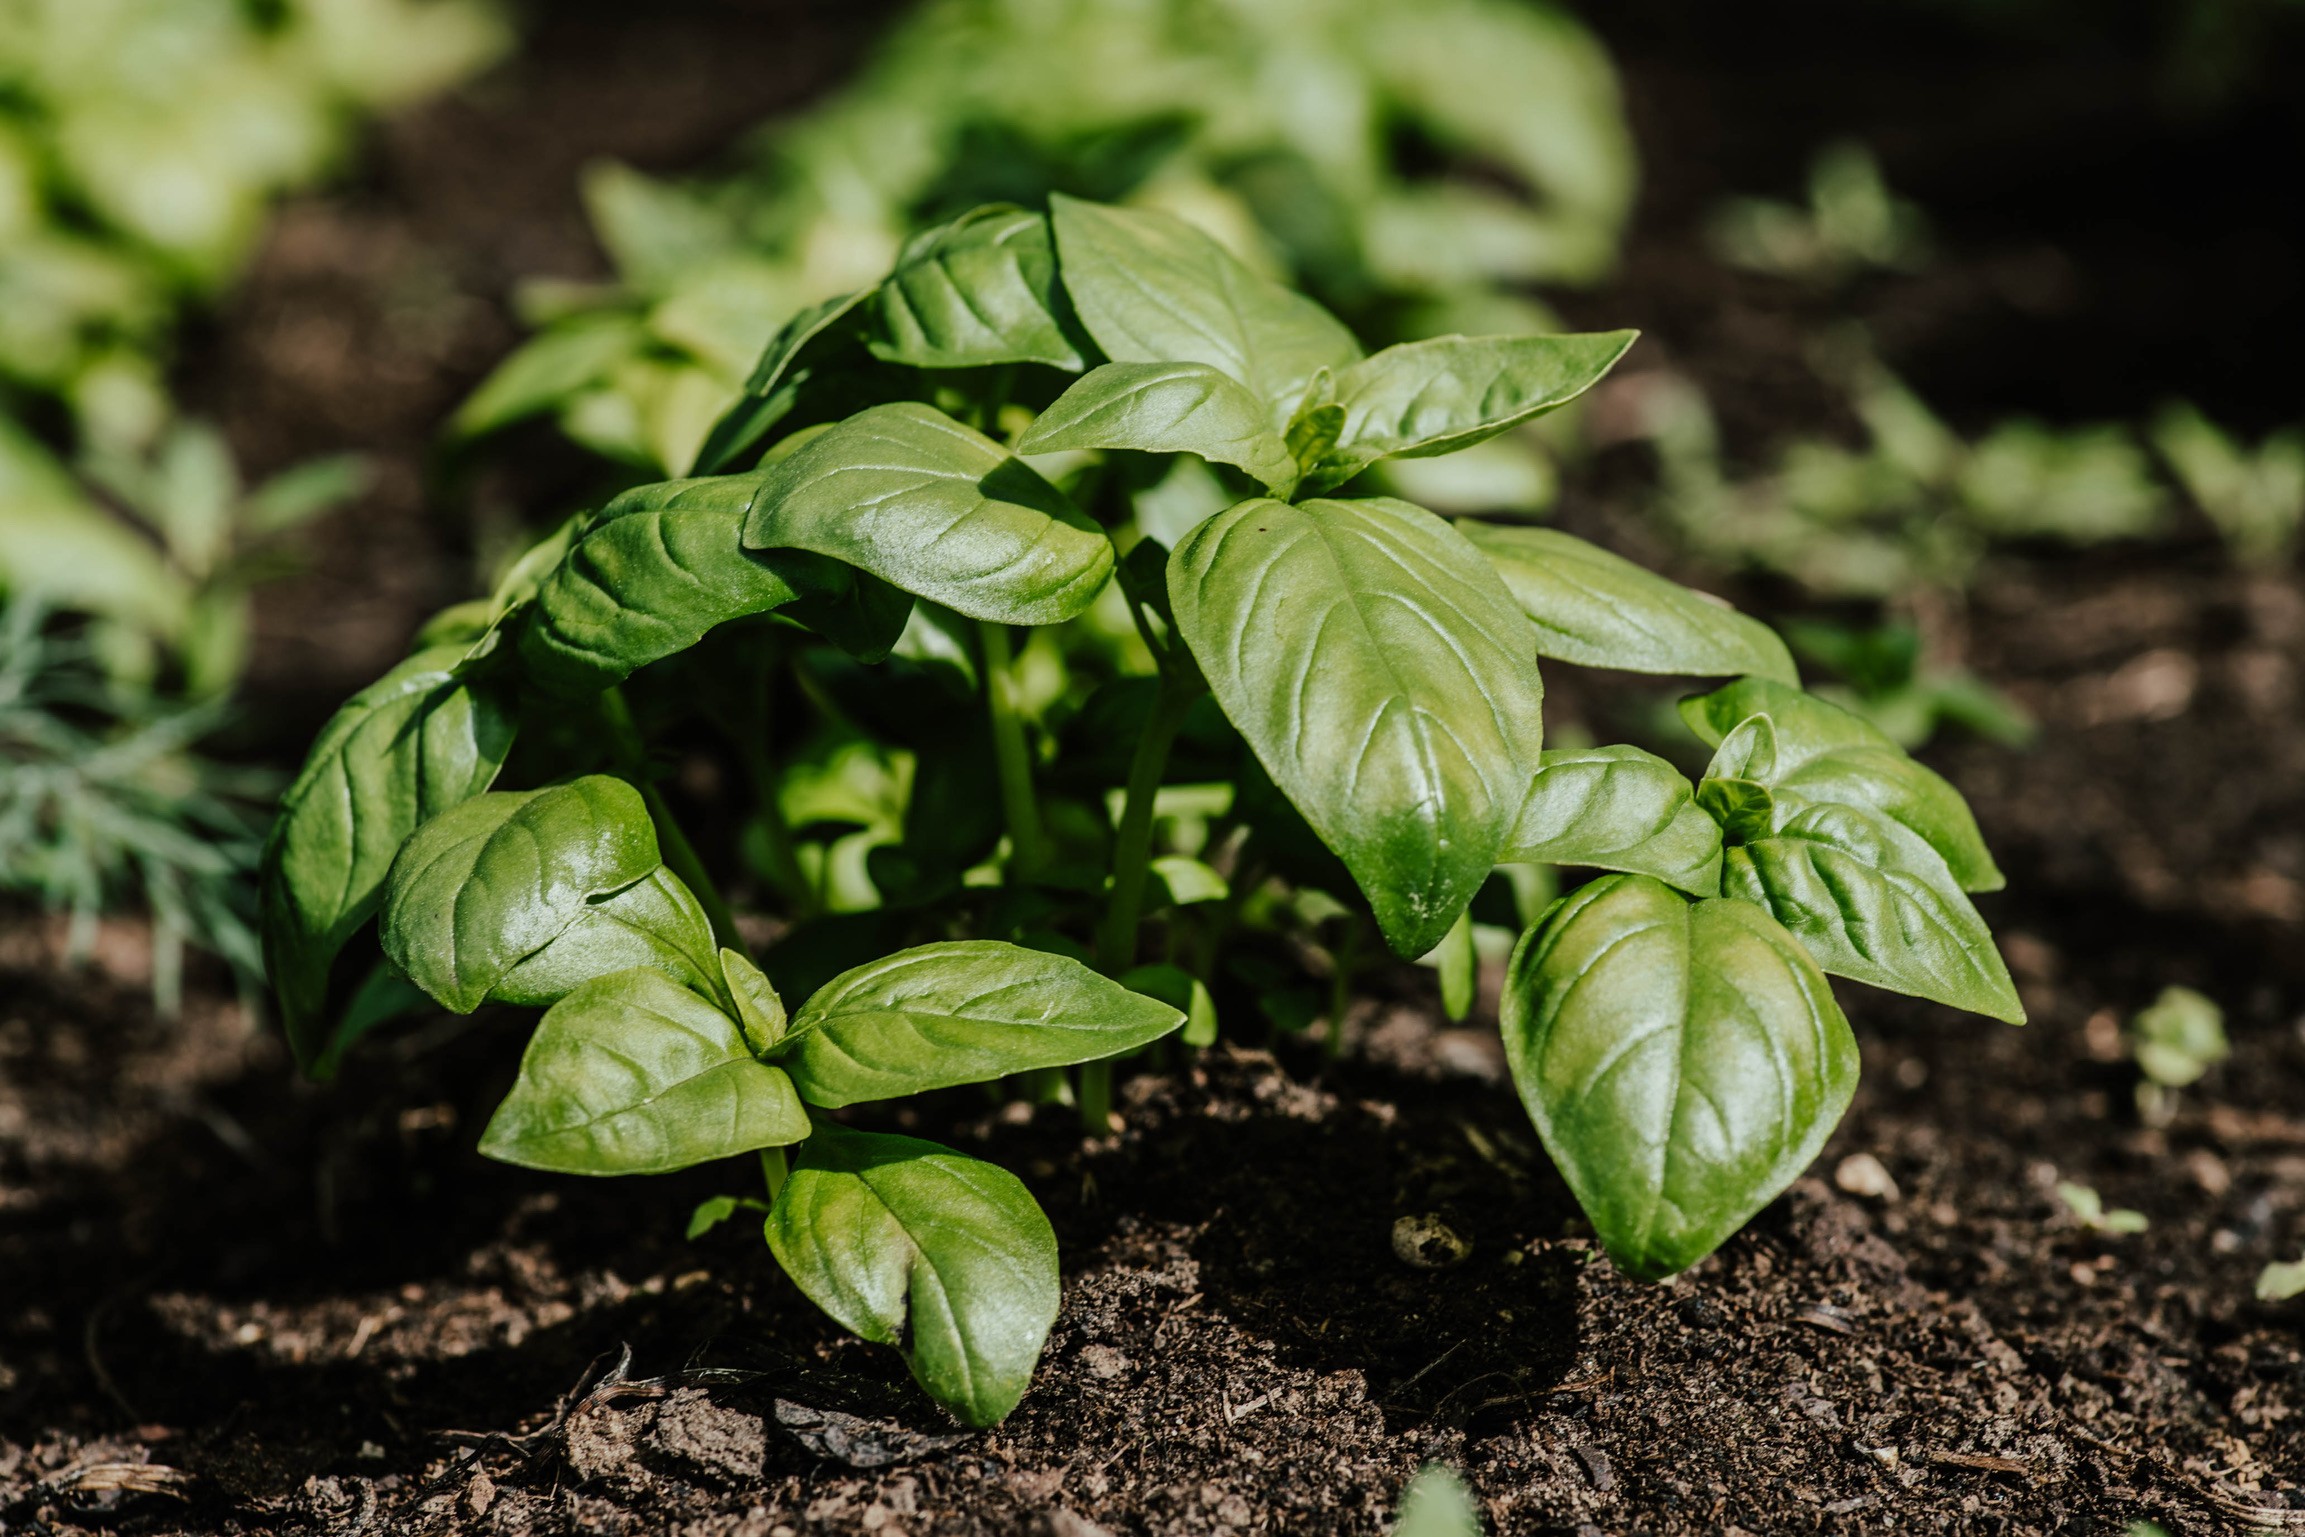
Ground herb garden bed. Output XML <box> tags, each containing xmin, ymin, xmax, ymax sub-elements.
<box><xmin>5</xmin><ymin>2</ymin><xmax>2303</xmax><ymax>1533</ymax></box>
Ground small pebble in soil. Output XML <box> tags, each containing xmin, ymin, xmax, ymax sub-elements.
<box><xmin>1834</xmin><ymin>1152</ymin><xmax>1900</xmax><ymax>1202</ymax></box>
<box><xmin>1391</xmin><ymin>1213</ymin><xmax>1471</xmax><ymax>1269</ymax></box>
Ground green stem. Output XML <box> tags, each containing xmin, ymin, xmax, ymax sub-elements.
<box><xmin>1081</xmin><ymin>669</ymin><xmax>1198</xmax><ymax>1135</ymax></box>
<box><xmin>600</xmin><ymin>686</ymin><xmax>746</xmax><ymax>955</ymax></box>
<box><xmin>1095</xmin><ymin>672</ymin><xmax>1196</xmax><ymax>975</ymax></box>
<box><xmin>759</xmin><ymin>1145</ymin><xmax>788</xmax><ymax>1201</ymax></box>
<box><xmin>979</xmin><ymin>621</ymin><xmax>1043</xmax><ymax>882</ymax></box>
<box><xmin>1325</xmin><ymin>917</ymin><xmax>1364</xmax><ymax>1062</ymax></box>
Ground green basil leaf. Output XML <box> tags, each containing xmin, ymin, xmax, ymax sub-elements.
<box><xmin>743</xmin><ymin>402</ymin><xmax>1112</xmax><ymax>626</ymax></box>
<box><xmin>489</xmin><ymin>866</ymin><xmax>722</xmax><ymax>1009</ymax></box>
<box><xmin>1715</xmin><ymin>795</ymin><xmax>2024</xmax><ymax>1024</ymax></box>
<box><xmin>1680</xmin><ymin>678</ymin><xmax>2002</xmax><ymax>892</ymax></box>
<box><xmin>1168</xmin><ymin>495</ymin><xmax>1544</xmax><ymax>958</ymax></box>
<box><xmin>1016</xmin><ymin>361</ymin><xmax>1299</xmax><ymax>495</ymax></box>
<box><xmin>261</xmin><ymin>646</ymin><xmax>516</xmax><ymax>1067</ymax></box>
<box><xmin>778</xmin><ymin>940</ymin><xmax>1185</xmax><ymax>1108</ymax></box>
<box><xmin>765</xmin><ymin>1124</ymin><xmax>1059</xmax><ymax>1428</ymax></box>
<box><xmin>1049</xmin><ymin>193</ymin><xmax>1360</xmax><ymax>416</ymax></box>
<box><xmin>1458</xmin><ymin>522</ymin><xmax>1797</xmax><ymax>685</ymax></box>
<box><xmin>691</xmin><ymin>290</ymin><xmax>873</xmax><ymax>475</ymax></box>
<box><xmin>1508</xmin><ymin>745</ymin><xmax>1722</xmax><ymax>897</ymax></box>
<box><xmin>480</xmin><ymin>966</ymin><xmax>808</xmax><ymax>1175</ymax></box>
<box><xmin>869</xmin><ymin>205</ymin><xmax>1088</xmax><ymax>371</ymax></box>
<box><xmin>1305</xmin><ymin>331</ymin><xmax>1638</xmax><ymax>492</ymax></box>
<box><xmin>721</xmin><ymin>946</ymin><xmax>789</xmax><ymax>1054</ymax></box>
<box><xmin>1501</xmin><ymin>873</ymin><xmax>1859</xmax><ymax>1280</ymax></box>
<box><xmin>380</xmin><ymin>776</ymin><xmax>663</xmax><ymax>1013</ymax></box>
<box><xmin>517</xmin><ymin>474</ymin><xmax>853</xmax><ymax>697</ymax></box>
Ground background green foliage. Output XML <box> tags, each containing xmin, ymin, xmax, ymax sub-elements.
<box><xmin>454</xmin><ymin>0</ymin><xmax>1634</xmax><ymax>497</ymax></box>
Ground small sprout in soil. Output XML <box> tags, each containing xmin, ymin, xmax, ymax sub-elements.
<box><xmin>263</xmin><ymin>194</ymin><xmax>2023</xmax><ymax>1423</ymax></box>
<box><xmin>1393</xmin><ymin>1464</ymin><xmax>1484</xmax><ymax>1537</ymax></box>
<box><xmin>2057</xmin><ymin>1181</ymin><xmax>2149</xmax><ymax>1236</ymax></box>
<box><xmin>2132</xmin><ymin>985</ymin><xmax>2227</xmax><ymax>1087</ymax></box>
<box><xmin>2132</xmin><ymin>984</ymin><xmax>2226</xmax><ymax>1127</ymax></box>
<box><xmin>2257</xmin><ymin>1258</ymin><xmax>2305</xmax><ymax>1304</ymax></box>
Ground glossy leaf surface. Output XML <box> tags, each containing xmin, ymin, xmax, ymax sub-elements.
<box><xmin>870</xmin><ymin>205</ymin><xmax>1087</xmax><ymax>371</ymax></box>
<box><xmin>1507</xmin><ymin>745</ymin><xmax>1722</xmax><ymax>897</ymax></box>
<box><xmin>1049</xmin><ymin>193</ymin><xmax>1359</xmax><ymax>415</ymax></box>
<box><xmin>780</xmin><ymin>941</ymin><xmax>1185</xmax><ymax>1108</ymax></box>
<box><xmin>1307</xmin><ymin>331</ymin><xmax>1637</xmax><ymax>491</ymax></box>
<box><xmin>1710</xmin><ymin>781</ymin><xmax>2024</xmax><ymax>1024</ymax></box>
<box><xmin>743</xmin><ymin>402</ymin><xmax>1112</xmax><ymax>626</ymax></box>
<box><xmin>1502</xmin><ymin>874</ymin><xmax>1858</xmax><ymax>1279</ymax></box>
<box><xmin>488</xmin><ymin>866</ymin><xmax>722</xmax><ymax>1008</ymax></box>
<box><xmin>1017</xmin><ymin>361</ymin><xmax>1298</xmax><ymax>494</ymax></box>
<box><xmin>766</xmin><ymin>1124</ymin><xmax>1059</xmax><ymax>1427</ymax></box>
<box><xmin>381</xmin><ymin>776</ymin><xmax>663</xmax><ymax>1013</ymax></box>
<box><xmin>518</xmin><ymin>474</ymin><xmax>846</xmax><ymax>696</ymax></box>
<box><xmin>261</xmin><ymin>645</ymin><xmax>515</xmax><ymax>1065</ymax></box>
<box><xmin>1680</xmin><ymin>677</ymin><xmax>2002</xmax><ymax>892</ymax></box>
<box><xmin>1170</xmin><ymin>495</ymin><xmax>1544</xmax><ymax>957</ymax></box>
<box><xmin>1458</xmin><ymin>522</ymin><xmax>1797</xmax><ymax>684</ymax></box>
<box><xmin>481</xmin><ymin>966</ymin><xmax>807</xmax><ymax>1175</ymax></box>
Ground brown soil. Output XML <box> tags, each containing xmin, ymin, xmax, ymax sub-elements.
<box><xmin>8</xmin><ymin>1</ymin><xmax>2305</xmax><ymax>1533</ymax></box>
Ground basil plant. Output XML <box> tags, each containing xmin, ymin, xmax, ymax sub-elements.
<box><xmin>261</xmin><ymin>195</ymin><xmax>2021</xmax><ymax>1426</ymax></box>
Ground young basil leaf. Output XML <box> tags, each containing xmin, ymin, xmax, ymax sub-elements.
<box><xmin>1507</xmin><ymin>745</ymin><xmax>1722</xmax><ymax>897</ymax></box>
<box><xmin>690</xmin><ymin>290</ymin><xmax>873</xmax><ymax>475</ymax></box>
<box><xmin>1304</xmin><ymin>331</ymin><xmax>1638</xmax><ymax>493</ymax></box>
<box><xmin>1168</xmin><ymin>495</ymin><xmax>1545</xmax><ymax>958</ymax></box>
<box><xmin>261</xmin><ymin>645</ymin><xmax>516</xmax><ymax>1068</ymax></box>
<box><xmin>1016</xmin><ymin>362</ymin><xmax>1299</xmax><ymax>495</ymax></box>
<box><xmin>1680</xmin><ymin>678</ymin><xmax>2002</xmax><ymax>892</ymax></box>
<box><xmin>518</xmin><ymin>474</ymin><xmax>853</xmax><ymax>697</ymax></box>
<box><xmin>1048</xmin><ymin>193</ymin><xmax>1360</xmax><ymax>418</ymax></box>
<box><xmin>381</xmin><ymin>776</ymin><xmax>664</xmax><ymax>1013</ymax></box>
<box><xmin>1457</xmin><ymin>522</ymin><xmax>1798</xmax><ymax>685</ymax></box>
<box><xmin>1714</xmin><ymin>795</ymin><xmax>2025</xmax><ymax>1024</ymax></box>
<box><xmin>720</xmin><ymin>946</ymin><xmax>788</xmax><ymax>1054</ymax></box>
<box><xmin>869</xmin><ymin>205</ymin><xmax>1090</xmax><ymax>371</ymax></box>
<box><xmin>777</xmin><ymin>940</ymin><xmax>1185</xmax><ymax>1107</ymax></box>
<box><xmin>1501</xmin><ymin>874</ymin><xmax>1859</xmax><ymax>1280</ymax></box>
<box><xmin>742</xmin><ymin>402</ymin><xmax>1113</xmax><ymax>626</ymax></box>
<box><xmin>765</xmin><ymin>1124</ymin><xmax>1060</xmax><ymax>1428</ymax></box>
<box><xmin>1284</xmin><ymin>398</ymin><xmax>1345</xmax><ymax>472</ymax></box>
<box><xmin>488</xmin><ymin>866</ymin><xmax>723</xmax><ymax>1009</ymax></box>
<box><xmin>480</xmin><ymin>966</ymin><xmax>808</xmax><ymax>1175</ymax></box>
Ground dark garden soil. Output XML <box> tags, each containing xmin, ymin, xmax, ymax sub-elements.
<box><xmin>8</xmin><ymin>1</ymin><xmax>2305</xmax><ymax>1532</ymax></box>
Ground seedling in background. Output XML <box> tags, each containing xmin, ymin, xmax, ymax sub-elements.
<box><xmin>1706</xmin><ymin>141</ymin><xmax>1929</xmax><ymax>285</ymax></box>
<box><xmin>1394</xmin><ymin>1465</ymin><xmax>1484</xmax><ymax>1537</ymax></box>
<box><xmin>2257</xmin><ymin>1258</ymin><xmax>2305</xmax><ymax>1304</ymax></box>
<box><xmin>2152</xmin><ymin>403</ymin><xmax>2305</xmax><ymax>567</ymax></box>
<box><xmin>265</xmin><ymin>194</ymin><xmax>2022</xmax><ymax>1423</ymax></box>
<box><xmin>1784</xmin><ymin>618</ymin><xmax>2033</xmax><ymax>751</ymax></box>
<box><xmin>2130</xmin><ymin>984</ymin><xmax>2227</xmax><ymax>1127</ymax></box>
<box><xmin>2057</xmin><ymin>1181</ymin><xmax>2149</xmax><ymax>1236</ymax></box>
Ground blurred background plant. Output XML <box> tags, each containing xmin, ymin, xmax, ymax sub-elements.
<box><xmin>0</xmin><ymin>0</ymin><xmax>504</xmax><ymax>994</ymax></box>
<box><xmin>451</xmin><ymin>0</ymin><xmax>1636</xmax><ymax>503</ymax></box>
<box><xmin>0</xmin><ymin>599</ymin><xmax>271</xmax><ymax>1013</ymax></box>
